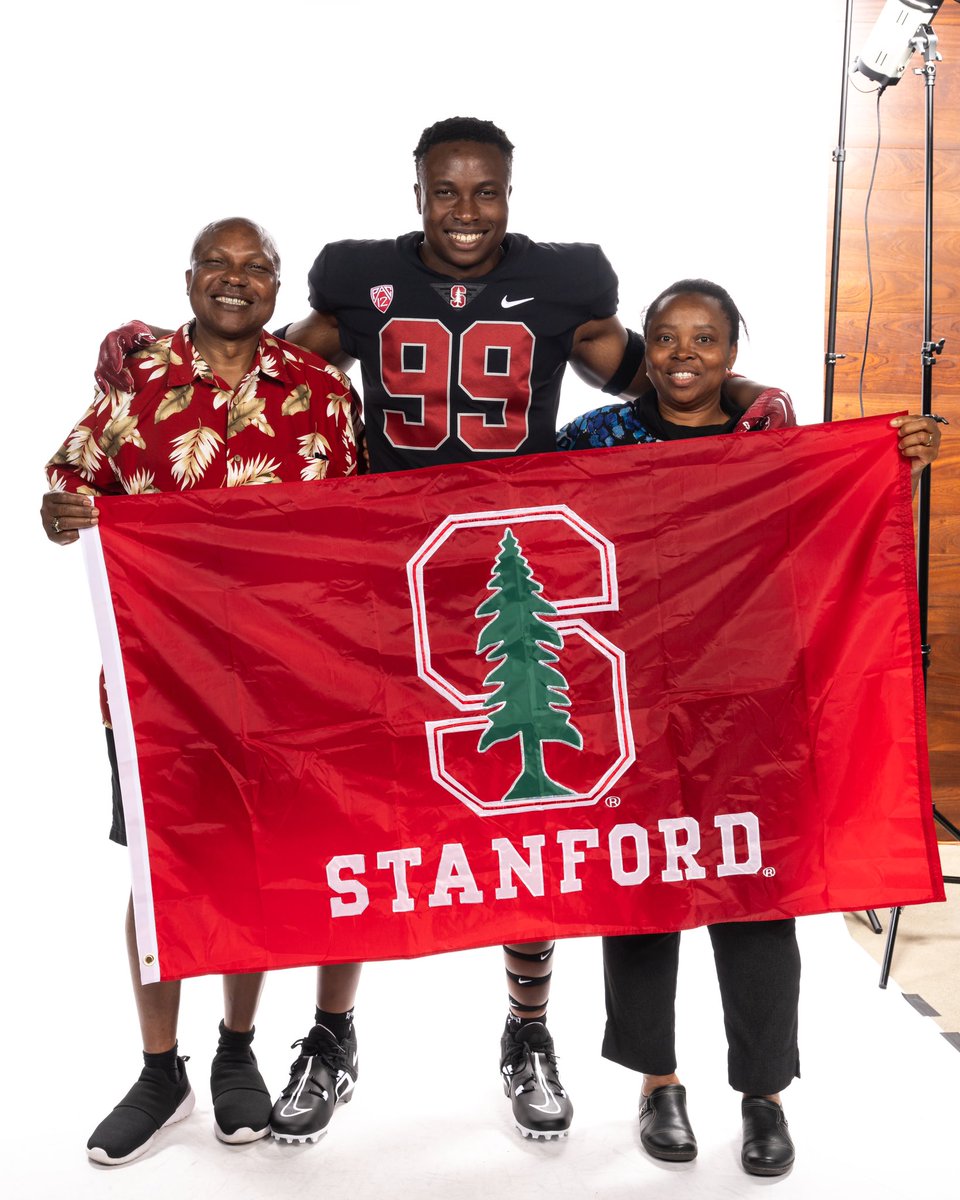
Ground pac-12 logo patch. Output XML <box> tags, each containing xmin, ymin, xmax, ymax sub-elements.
<box><xmin>370</xmin><ymin>284</ymin><xmax>394</xmax><ymax>313</ymax></box>
<box><xmin>407</xmin><ymin>506</ymin><xmax>635</xmax><ymax>816</ymax></box>
<box><xmin>449</xmin><ymin>285</ymin><xmax>467</xmax><ymax>308</ymax></box>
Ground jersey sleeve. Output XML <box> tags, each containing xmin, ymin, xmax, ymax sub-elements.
<box><xmin>590</xmin><ymin>246</ymin><xmax>619</xmax><ymax>321</ymax></box>
<box><xmin>307</xmin><ymin>243</ymin><xmax>342</xmax><ymax>315</ymax></box>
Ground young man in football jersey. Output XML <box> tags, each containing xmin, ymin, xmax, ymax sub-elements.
<box><xmin>266</xmin><ymin>119</ymin><xmax>651</xmax><ymax>1145</ymax></box>
<box><xmin>92</xmin><ymin>117</ymin><xmax>770</xmax><ymax>1146</ymax></box>
<box><xmin>272</xmin><ymin>117</ymin><xmax>775</xmax><ymax>1147</ymax></box>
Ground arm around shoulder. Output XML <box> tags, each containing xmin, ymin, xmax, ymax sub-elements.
<box><xmin>569</xmin><ymin>316</ymin><xmax>648</xmax><ymax>397</ymax></box>
<box><xmin>96</xmin><ymin>321</ymin><xmax>171</xmax><ymax>393</ymax></box>
<box><xmin>282</xmin><ymin>310</ymin><xmax>353</xmax><ymax>369</ymax></box>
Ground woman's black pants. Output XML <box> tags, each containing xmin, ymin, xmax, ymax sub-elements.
<box><xmin>601</xmin><ymin>919</ymin><xmax>801</xmax><ymax>1096</ymax></box>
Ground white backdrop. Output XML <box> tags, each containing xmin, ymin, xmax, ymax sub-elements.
<box><xmin>3</xmin><ymin>0</ymin><xmax>842</xmax><ymax>1068</ymax></box>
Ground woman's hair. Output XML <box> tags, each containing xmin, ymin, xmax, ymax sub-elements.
<box><xmin>643</xmin><ymin>279</ymin><xmax>748</xmax><ymax>346</ymax></box>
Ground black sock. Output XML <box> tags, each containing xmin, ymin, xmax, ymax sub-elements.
<box><xmin>507</xmin><ymin>1012</ymin><xmax>548</xmax><ymax>1030</ymax></box>
<box><xmin>143</xmin><ymin>1045</ymin><xmax>180</xmax><ymax>1079</ymax></box>
<box><xmin>315</xmin><ymin>1006</ymin><xmax>354</xmax><ymax>1043</ymax></box>
<box><xmin>217</xmin><ymin>1020</ymin><xmax>255</xmax><ymax>1049</ymax></box>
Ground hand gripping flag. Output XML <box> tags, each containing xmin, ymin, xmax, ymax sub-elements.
<box><xmin>81</xmin><ymin>415</ymin><xmax>943</xmax><ymax>982</ymax></box>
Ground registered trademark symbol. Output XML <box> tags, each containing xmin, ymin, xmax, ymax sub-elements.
<box><xmin>762</xmin><ymin>867</ymin><xmax>776</xmax><ymax>878</ymax></box>
<box><xmin>605</xmin><ymin>795</ymin><xmax>621</xmax><ymax>808</ymax></box>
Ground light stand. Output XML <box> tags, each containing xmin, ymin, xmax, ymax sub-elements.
<box><xmin>823</xmin><ymin>0</ymin><xmax>887</xmax><ymax>936</ymax></box>
<box><xmin>823</xmin><ymin>0</ymin><xmax>855</xmax><ymax>423</ymax></box>
<box><xmin>877</xmin><ymin>23</ymin><xmax>960</xmax><ymax>988</ymax></box>
<box><xmin>824</xmin><ymin>2</ymin><xmax>959</xmax><ymax>987</ymax></box>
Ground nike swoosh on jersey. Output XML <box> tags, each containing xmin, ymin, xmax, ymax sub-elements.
<box><xmin>501</xmin><ymin>296</ymin><xmax>535</xmax><ymax>308</ymax></box>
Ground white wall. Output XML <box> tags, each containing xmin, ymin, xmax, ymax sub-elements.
<box><xmin>3</xmin><ymin>0</ymin><xmax>840</xmax><ymax>988</ymax></box>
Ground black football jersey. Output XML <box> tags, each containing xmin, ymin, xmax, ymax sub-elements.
<box><xmin>308</xmin><ymin>232</ymin><xmax>618</xmax><ymax>473</ymax></box>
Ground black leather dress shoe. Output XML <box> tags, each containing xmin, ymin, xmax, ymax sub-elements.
<box><xmin>740</xmin><ymin>1097</ymin><xmax>795</xmax><ymax>1176</ymax></box>
<box><xmin>638</xmin><ymin>1084</ymin><xmax>697</xmax><ymax>1162</ymax></box>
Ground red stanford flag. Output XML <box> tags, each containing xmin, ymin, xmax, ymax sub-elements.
<box><xmin>82</xmin><ymin>415</ymin><xmax>943</xmax><ymax>982</ymax></box>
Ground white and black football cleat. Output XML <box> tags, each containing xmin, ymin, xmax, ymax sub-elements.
<box><xmin>500</xmin><ymin>1020</ymin><xmax>573</xmax><ymax>1140</ymax></box>
<box><xmin>270</xmin><ymin>1024</ymin><xmax>358</xmax><ymax>1144</ymax></box>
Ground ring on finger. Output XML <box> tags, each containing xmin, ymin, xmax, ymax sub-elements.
<box><xmin>53</xmin><ymin>517</ymin><xmax>61</xmax><ymax>534</ymax></box>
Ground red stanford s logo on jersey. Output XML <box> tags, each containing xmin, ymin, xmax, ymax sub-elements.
<box><xmin>449</xmin><ymin>285</ymin><xmax>467</xmax><ymax>308</ymax></box>
<box><xmin>407</xmin><ymin>505</ymin><xmax>635</xmax><ymax>817</ymax></box>
<box><xmin>370</xmin><ymin>284</ymin><xmax>394</xmax><ymax>313</ymax></box>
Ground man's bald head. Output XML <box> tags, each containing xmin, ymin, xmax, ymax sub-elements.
<box><xmin>190</xmin><ymin>217</ymin><xmax>280</xmax><ymax>273</ymax></box>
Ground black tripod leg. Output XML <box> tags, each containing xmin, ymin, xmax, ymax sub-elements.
<box><xmin>875</xmin><ymin>809</ymin><xmax>956</xmax><ymax>987</ymax></box>
<box><xmin>932</xmin><ymin>810</ymin><xmax>960</xmax><ymax>882</ymax></box>
<box><xmin>933</xmin><ymin>807</ymin><xmax>960</xmax><ymax>842</ymax></box>
<box><xmin>879</xmin><ymin>906</ymin><xmax>902</xmax><ymax>988</ymax></box>
<box><xmin>865</xmin><ymin>909</ymin><xmax>883</xmax><ymax>934</ymax></box>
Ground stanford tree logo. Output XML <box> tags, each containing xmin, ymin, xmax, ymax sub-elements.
<box><xmin>407</xmin><ymin>505</ymin><xmax>635</xmax><ymax>817</ymax></box>
<box><xmin>476</xmin><ymin>528</ymin><xmax>582</xmax><ymax>800</ymax></box>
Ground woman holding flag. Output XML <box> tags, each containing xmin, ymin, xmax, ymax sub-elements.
<box><xmin>558</xmin><ymin>277</ymin><xmax>942</xmax><ymax>1177</ymax></box>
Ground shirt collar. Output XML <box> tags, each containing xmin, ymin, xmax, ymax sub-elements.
<box><xmin>165</xmin><ymin>322</ymin><xmax>297</xmax><ymax>388</ymax></box>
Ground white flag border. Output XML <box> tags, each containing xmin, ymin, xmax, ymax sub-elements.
<box><xmin>81</xmin><ymin>527</ymin><xmax>160</xmax><ymax>984</ymax></box>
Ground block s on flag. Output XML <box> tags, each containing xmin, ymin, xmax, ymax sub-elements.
<box><xmin>407</xmin><ymin>505</ymin><xmax>634</xmax><ymax>815</ymax></box>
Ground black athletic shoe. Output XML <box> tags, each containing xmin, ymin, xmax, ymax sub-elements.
<box><xmin>270</xmin><ymin>1023</ymin><xmax>358</xmax><ymax>1144</ymax></box>
<box><xmin>86</xmin><ymin>1058</ymin><xmax>195</xmax><ymax>1165</ymax></box>
<box><xmin>500</xmin><ymin>1020</ymin><xmax>573</xmax><ymax>1140</ymax></box>
<box><xmin>210</xmin><ymin>1024</ymin><xmax>272</xmax><ymax>1144</ymax></box>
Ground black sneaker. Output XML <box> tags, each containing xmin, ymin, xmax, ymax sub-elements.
<box><xmin>500</xmin><ymin>1020</ymin><xmax>573</xmax><ymax>1140</ymax></box>
<box><xmin>270</xmin><ymin>1023</ymin><xmax>358</xmax><ymax>1144</ymax></box>
<box><xmin>210</xmin><ymin>1024</ymin><xmax>271</xmax><ymax>1144</ymax></box>
<box><xmin>86</xmin><ymin>1058</ymin><xmax>195</xmax><ymax>1165</ymax></box>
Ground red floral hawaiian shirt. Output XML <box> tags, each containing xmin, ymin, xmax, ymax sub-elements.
<box><xmin>47</xmin><ymin>323</ymin><xmax>358</xmax><ymax>493</ymax></box>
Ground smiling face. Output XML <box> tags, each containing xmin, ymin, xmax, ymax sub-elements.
<box><xmin>186</xmin><ymin>220</ymin><xmax>279</xmax><ymax>344</ymax></box>
<box><xmin>414</xmin><ymin>140</ymin><xmax>511</xmax><ymax>279</ymax></box>
<box><xmin>643</xmin><ymin>292</ymin><xmax>738</xmax><ymax>425</ymax></box>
